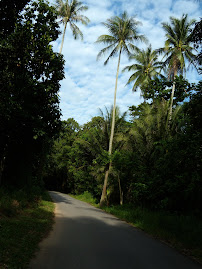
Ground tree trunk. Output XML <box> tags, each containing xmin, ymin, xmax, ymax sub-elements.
<box><xmin>167</xmin><ymin>70</ymin><xmax>177</xmax><ymax>129</ymax></box>
<box><xmin>100</xmin><ymin>163</ymin><xmax>111</xmax><ymax>207</ymax></box>
<box><xmin>100</xmin><ymin>49</ymin><xmax>122</xmax><ymax>207</ymax></box>
<box><xmin>118</xmin><ymin>173</ymin><xmax>123</xmax><ymax>205</ymax></box>
<box><xmin>59</xmin><ymin>22</ymin><xmax>67</xmax><ymax>54</ymax></box>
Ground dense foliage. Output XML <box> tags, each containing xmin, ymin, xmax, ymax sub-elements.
<box><xmin>0</xmin><ymin>0</ymin><xmax>201</xmax><ymax>217</ymax></box>
<box><xmin>43</xmin><ymin>11</ymin><xmax>201</xmax><ymax>214</ymax></box>
<box><xmin>0</xmin><ymin>0</ymin><xmax>64</xmax><ymax>188</ymax></box>
<box><xmin>45</xmin><ymin>78</ymin><xmax>202</xmax><ymax>214</ymax></box>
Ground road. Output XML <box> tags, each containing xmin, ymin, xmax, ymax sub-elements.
<box><xmin>30</xmin><ymin>191</ymin><xmax>201</xmax><ymax>269</ymax></box>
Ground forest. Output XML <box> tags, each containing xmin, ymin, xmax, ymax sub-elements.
<box><xmin>44</xmin><ymin>0</ymin><xmax>202</xmax><ymax>214</ymax></box>
<box><xmin>0</xmin><ymin>0</ymin><xmax>202</xmax><ymax>266</ymax></box>
<box><xmin>0</xmin><ymin>0</ymin><xmax>201</xmax><ymax>213</ymax></box>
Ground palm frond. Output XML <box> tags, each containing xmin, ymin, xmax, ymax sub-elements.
<box><xmin>56</xmin><ymin>0</ymin><xmax>90</xmax><ymax>52</ymax></box>
<box><xmin>95</xmin><ymin>35</ymin><xmax>117</xmax><ymax>45</ymax></box>
<box><xmin>104</xmin><ymin>46</ymin><xmax>119</xmax><ymax>65</ymax></box>
<box><xmin>96</xmin><ymin>43</ymin><xmax>117</xmax><ymax>61</ymax></box>
<box><xmin>72</xmin><ymin>15</ymin><xmax>90</xmax><ymax>25</ymax></box>
<box><xmin>70</xmin><ymin>22</ymin><xmax>83</xmax><ymax>39</ymax></box>
<box><xmin>161</xmin><ymin>14</ymin><xmax>197</xmax><ymax>77</ymax></box>
<box><xmin>123</xmin><ymin>45</ymin><xmax>163</xmax><ymax>93</ymax></box>
<box><xmin>96</xmin><ymin>11</ymin><xmax>147</xmax><ymax>65</ymax></box>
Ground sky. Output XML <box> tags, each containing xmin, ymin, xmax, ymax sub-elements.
<box><xmin>50</xmin><ymin>0</ymin><xmax>201</xmax><ymax>125</ymax></box>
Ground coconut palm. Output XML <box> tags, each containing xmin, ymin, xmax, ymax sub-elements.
<box><xmin>128</xmin><ymin>99</ymin><xmax>182</xmax><ymax>182</ymax></box>
<box><xmin>82</xmin><ymin>106</ymin><xmax>127</xmax><ymax>205</ymax></box>
<box><xmin>95</xmin><ymin>11</ymin><xmax>147</xmax><ymax>206</ymax></box>
<box><xmin>123</xmin><ymin>45</ymin><xmax>163</xmax><ymax>95</ymax></box>
<box><xmin>160</xmin><ymin>14</ymin><xmax>196</xmax><ymax>121</ymax></box>
<box><xmin>55</xmin><ymin>0</ymin><xmax>90</xmax><ymax>53</ymax></box>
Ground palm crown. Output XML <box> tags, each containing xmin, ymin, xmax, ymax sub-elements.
<box><xmin>123</xmin><ymin>45</ymin><xmax>163</xmax><ymax>92</ymax></box>
<box><xmin>96</xmin><ymin>11</ymin><xmax>147</xmax><ymax>65</ymax></box>
<box><xmin>56</xmin><ymin>0</ymin><xmax>90</xmax><ymax>53</ymax></box>
<box><xmin>159</xmin><ymin>14</ymin><xmax>197</xmax><ymax>124</ymax></box>
<box><xmin>160</xmin><ymin>14</ymin><xmax>196</xmax><ymax>78</ymax></box>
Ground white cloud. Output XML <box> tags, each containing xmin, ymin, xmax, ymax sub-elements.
<box><xmin>51</xmin><ymin>0</ymin><xmax>201</xmax><ymax>125</ymax></box>
<box><xmin>85</xmin><ymin>6</ymin><xmax>114</xmax><ymax>24</ymax></box>
<box><xmin>172</xmin><ymin>0</ymin><xmax>199</xmax><ymax>15</ymax></box>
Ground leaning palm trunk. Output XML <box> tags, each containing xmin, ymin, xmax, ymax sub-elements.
<box><xmin>167</xmin><ymin>70</ymin><xmax>177</xmax><ymax>129</ymax></box>
<box><xmin>59</xmin><ymin>21</ymin><xmax>68</xmax><ymax>54</ymax></box>
<box><xmin>100</xmin><ymin>50</ymin><xmax>122</xmax><ymax>207</ymax></box>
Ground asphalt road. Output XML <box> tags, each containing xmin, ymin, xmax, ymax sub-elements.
<box><xmin>30</xmin><ymin>191</ymin><xmax>201</xmax><ymax>269</ymax></box>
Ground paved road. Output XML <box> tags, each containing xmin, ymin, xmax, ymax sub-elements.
<box><xmin>30</xmin><ymin>191</ymin><xmax>201</xmax><ymax>269</ymax></box>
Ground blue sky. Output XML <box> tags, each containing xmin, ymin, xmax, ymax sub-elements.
<box><xmin>50</xmin><ymin>0</ymin><xmax>201</xmax><ymax>125</ymax></box>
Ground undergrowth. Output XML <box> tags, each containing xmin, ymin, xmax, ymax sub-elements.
<box><xmin>0</xmin><ymin>188</ymin><xmax>54</xmax><ymax>269</ymax></box>
<box><xmin>72</xmin><ymin>191</ymin><xmax>202</xmax><ymax>264</ymax></box>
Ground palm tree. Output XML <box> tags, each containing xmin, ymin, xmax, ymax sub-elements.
<box><xmin>81</xmin><ymin>106</ymin><xmax>127</xmax><ymax>205</ymax></box>
<box><xmin>123</xmin><ymin>45</ymin><xmax>163</xmax><ymax>95</ymax></box>
<box><xmin>128</xmin><ymin>100</ymin><xmax>182</xmax><ymax>183</ymax></box>
<box><xmin>55</xmin><ymin>0</ymin><xmax>90</xmax><ymax>54</ymax></box>
<box><xmin>95</xmin><ymin>11</ymin><xmax>147</xmax><ymax>207</ymax></box>
<box><xmin>160</xmin><ymin>14</ymin><xmax>196</xmax><ymax>122</ymax></box>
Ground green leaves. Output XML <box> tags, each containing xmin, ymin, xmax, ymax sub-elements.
<box><xmin>96</xmin><ymin>11</ymin><xmax>147</xmax><ymax>63</ymax></box>
<box><xmin>0</xmin><ymin>0</ymin><xmax>65</xmax><ymax>188</ymax></box>
<box><xmin>55</xmin><ymin>0</ymin><xmax>90</xmax><ymax>52</ymax></box>
<box><xmin>161</xmin><ymin>14</ymin><xmax>196</xmax><ymax>78</ymax></box>
<box><xmin>123</xmin><ymin>45</ymin><xmax>163</xmax><ymax>93</ymax></box>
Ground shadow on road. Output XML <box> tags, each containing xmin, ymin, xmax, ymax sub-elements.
<box><xmin>30</xmin><ymin>194</ymin><xmax>202</xmax><ymax>269</ymax></box>
<box><xmin>49</xmin><ymin>191</ymin><xmax>73</xmax><ymax>205</ymax></box>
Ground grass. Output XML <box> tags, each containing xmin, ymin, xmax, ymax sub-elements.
<box><xmin>72</xmin><ymin>192</ymin><xmax>202</xmax><ymax>264</ymax></box>
<box><xmin>0</xmin><ymin>189</ymin><xmax>55</xmax><ymax>269</ymax></box>
<box><xmin>70</xmin><ymin>191</ymin><xmax>98</xmax><ymax>207</ymax></box>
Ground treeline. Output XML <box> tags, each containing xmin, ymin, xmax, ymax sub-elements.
<box><xmin>0</xmin><ymin>0</ymin><xmax>201</xmax><ymax>217</ymax></box>
<box><xmin>0</xmin><ymin>0</ymin><xmax>64</xmax><ymax>190</ymax></box>
<box><xmin>44</xmin><ymin>77</ymin><xmax>202</xmax><ymax>214</ymax></box>
<box><xmin>43</xmin><ymin>4</ymin><xmax>202</xmax><ymax>214</ymax></box>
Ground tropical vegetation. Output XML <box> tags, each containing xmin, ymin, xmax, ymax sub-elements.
<box><xmin>96</xmin><ymin>11</ymin><xmax>147</xmax><ymax>206</ymax></box>
<box><xmin>123</xmin><ymin>45</ymin><xmax>164</xmax><ymax>94</ymax></box>
<box><xmin>159</xmin><ymin>14</ymin><xmax>197</xmax><ymax>122</ymax></box>
<box><xmin>55</xmin><ymin>0</ymin><xmax>90</xmax><ymax>53</ymax></box>
<box><xmin>0</xmin><ymin>0</ymin><xmax>201</xmax><ymax>266</ymax></box>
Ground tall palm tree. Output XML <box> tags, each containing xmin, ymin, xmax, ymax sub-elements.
<box><xmin>160</xmin><ymin>14</ymin><xmax>196</xmax><ymax>122</ymax></box>
<box><xmin>81</xmin><ymin>106</ymin><xmax>127</xmax><ymax>205</ymax></box>
<box><xmin>55</xmin><ymin>0</ymin><xmax>90</xmax><ymax>53</ymax></box>
<box><xmin>96</xmin><ymin>11</ymin><xmax>147</xmax><ymax>207</ymax></box>
<box><xmin>123</xmin><ymin>45</ymin><xmax>163</xmax><ymax>95</ymax></box>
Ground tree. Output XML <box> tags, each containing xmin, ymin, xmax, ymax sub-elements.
<box><xmin>55</xmin><ymin>0</ymin><xmax>90</xmax><ymax>53</ymax></box>
<box><xmin>0</xmin><ymin>0</ymin><xmax>65</xmax><ymax>187</ymax></box>
<box><xmin>96</xmin><ymin>12</ymin><xmax>146</xmax><ymax>206</ymax></box>
<box><xmin>79</xmin><ymin>107</ymin><xmax>128</xmax><ymax>204</ymax></box>
<box><xmin>0</xmin><ymin>0</ymin><xmax>30</xmax><ymax>39</ymax></box>
<box><xmin>127</xmin><ymin>99</ymin><xmax>183</xmax><ymax>208</ymax></box>
<box><xmin>191</xmin><ymin>18</ymin><xmax>202</xmax><ymax>73</ymax></box>
<box><xmin>141</xmin><ymin>75</ymin><xmax>193</xmax><ymax>104</ymax></box>
<box><xmin>44</xmin><ymin>119</ymin><xmax>80</xmax><ymax>192</ymax></box>
<box><xmin>123</xmin><ymin>45</ymin><xmax>163</xmax><ymax>95</ymax></box>
<box><xmin>160</xmin><ymin>14</ymin><xmax>196</xmax><ymax>121</ymax></box>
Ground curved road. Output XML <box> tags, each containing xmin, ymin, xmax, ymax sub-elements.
<box><xmin>30</xmin><ymin>191</ymin><xmax>201</xmax><ymax>269</ymax></box>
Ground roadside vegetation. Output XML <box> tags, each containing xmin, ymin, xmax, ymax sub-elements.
<box><xmin>72</xmin><ymin>192</ymin><xmax>202</xmax><ymax>263</ymax></box>
<box><xmin>0</xmin><ymin>0</ymin><xmax>201</xmax><ymax>267</ymax></box>
<box><xmin>0</xmin><ymin>189</ymin><xmax>54</xmax><ymax>269</ymax></box>
<box><xmin>71</xmin><ymin>191</ymin><xmax>98</xmax><ymax>207</ymax></box>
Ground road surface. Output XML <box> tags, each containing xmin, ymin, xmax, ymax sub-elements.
<box><xmin>30</xmin><ymin>191</ymin><xmax>201</xmax><ymax>269</ymax></box>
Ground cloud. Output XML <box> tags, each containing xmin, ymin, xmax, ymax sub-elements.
<box><xmin>172</xmin><ymin>0</ymin><xmax>199</xmax><ymax>16</ymax></box>
<box><xmin>51</xmin><ymin>0</ymin><xmax>201</xmax><ymax>125</ymax></box>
